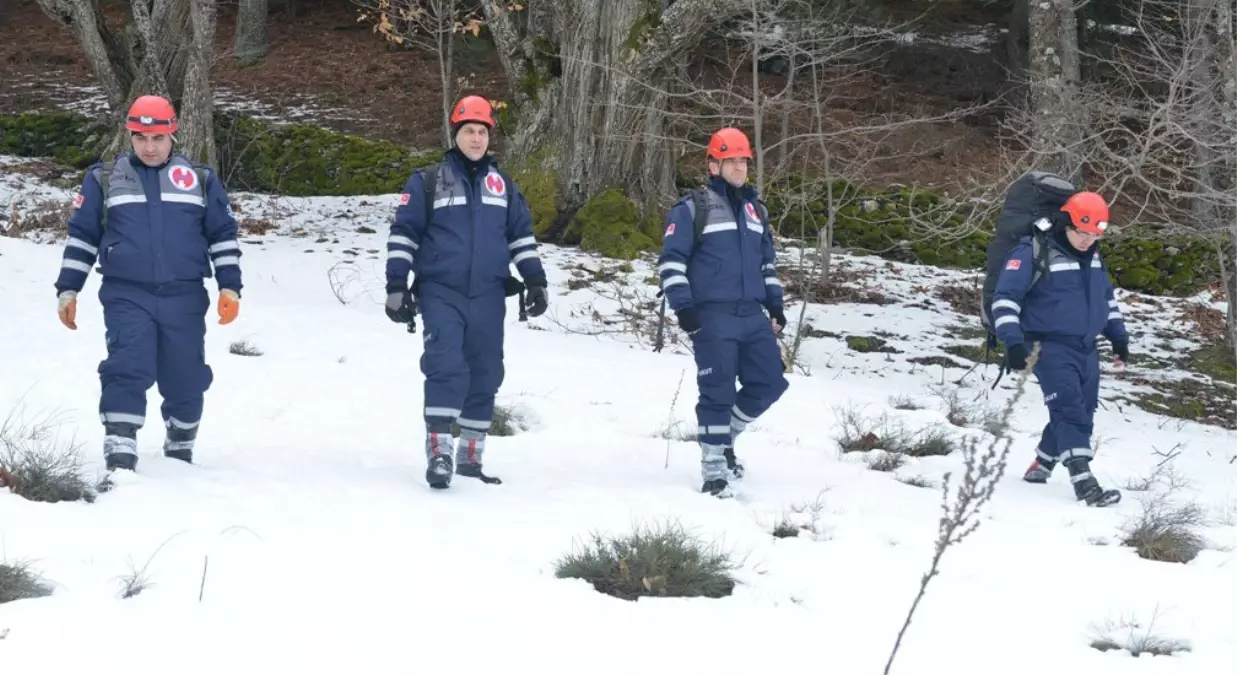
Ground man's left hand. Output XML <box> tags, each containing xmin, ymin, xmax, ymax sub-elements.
<box><xmin>218</xmin><ymin>289</ymin><xmax>240</xmax><ymax>325</ymax></box>
<box><xmin>769</xmin><ymin>306</ymin><xmax>787</xmax><ymax>334</ymax></box>
<box><xmin>524</xmin><ymin>282</ymin><xmax>548</xmax><ymax>318</ymax></box>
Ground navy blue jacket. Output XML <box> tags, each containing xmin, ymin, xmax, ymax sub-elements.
<box><xmin>991</xmin><ymin>231</ymin><xmax>1129</xmax><ymax>349</ymax></box>
<box><xmin>54</xmin><ymin>152</ymin><xmax>243</xmax><ymax>296</ymax></box>
<box><xmin>657</xmin><ymin>176</ymin><xmax>783</xmax><ymax>312</ymax></box>
<box><xmin>385</xmin><ymin>150</ymin><xmax>545</xmax><ymax>298</ymax></box>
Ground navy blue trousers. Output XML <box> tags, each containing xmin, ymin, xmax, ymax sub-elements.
<box><xmin>418</xmin><ymin>282</ymin><xmax>506</xmax><ymax>434</ymax></box>
<box><xmin>1032</xmin><ymin>339</ymin><xmax>1100</xmax><ymax>464</ymax></box>
<box><xmin>97</xmin><ymin>279</ymin><xmax>213</xmax><ymax>429</ymax></box>
<box><xmin>690</xmin><ymin>303</ymin><xmax>789</xmax><ymax>446</ymax></box>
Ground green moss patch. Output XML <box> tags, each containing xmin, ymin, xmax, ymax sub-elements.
<box><xmin>566</xmin><ymin>188</ymin><xmax>654</xmax><ymax>260</ymax></box>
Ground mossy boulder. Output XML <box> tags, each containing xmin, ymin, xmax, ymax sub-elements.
<box><xmin>214</xmin><ymin>112</ymin><xmax>441</xmax><ymax>196</ymax></box>
<box><xmin>505</xmin><ymin>146</ymin><xmax>559</xmax><ymax>237</ymax></box>
<box><xmin>0</xmin><ymin>112</ymin><xmax>105</xmax><ymax>168</ymax></box>
<box><xmin>763</xmin><ymin>174</ymin><xmax>1220</xmax><ymax>296</ymax></box>
<box><xmin>0</xmin><ymin>111</ymin><xmax>441</xmax><ymax>196</ymax></box>
<box><xmin>567</xmin><ymin>188</ymin><xmax>654</xmax><ymax>260</ymax></box>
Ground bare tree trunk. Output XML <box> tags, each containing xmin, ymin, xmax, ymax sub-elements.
<box><xmin>234</xmin><ymin>0</ymin><xmax>269</xmax><ymax>67</ymax></box>
<box><xmin>1028</xmin><ymin>0</ymin><xmax>1084</xmax><ymax>182</ymax></box>
<box><xmin>750</xmin><ymin>0</ymin><xmax>763</xmax><ymax>194</ymax></box>
<box><xmin>482</xmin><ymin>0</ymin><xmax>748</xmax><ymax>219</ymax></box>
<box><xmin>438</xmin><ymin>0</ymin><xmax>456</xmax><ymax>147</ymax></box>
<box><xmin>180</xmin><ymin>0</ymin><xmax>218</xmax><ymax>165</ymax></box>
<box><xmin>1007</xmin><ymin>0</ymin><xmax>1029</xmax><ymax>80</ymax></box>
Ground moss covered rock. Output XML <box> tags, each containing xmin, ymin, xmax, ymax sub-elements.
<box><xmin>505</xmin><ymin>146</ymin><xmax>559</xmax><ymax>237</ymax></box>
<box><xmin>567</xmin><ymin>188</ymin><xmax>654</xmax><ymax>260</ymax></box>
<box><xmin>1</xmin><ymin>111</ymin><xmax>440</xmax><ymax>197</ymax></box>
<box><xmin>214</xmin><ymin>112</ymin><xmax>441</xmax><ymax>196</ymax></box>
<box><xmin>0</xmin><ymin>112</ymin><xmax>105</xmax><ymax>168</ymax></box>
<box><xmin>763</xmin><ymin>174</ymin><xmax>1220</xmax><ymax>297</ymax></box>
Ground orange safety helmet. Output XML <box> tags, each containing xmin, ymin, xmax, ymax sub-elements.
<box><xmin>125</xmin><ymin>95</ymin><xmax>178</xmax><ymax>134</ymax></box>
<box><xmin>707</xmin><ymin>127</ymin><xmax>753</xmax><ymax>161</ymax></box>
<box><xmin>450</xmin><ymin>95</ymin><xmax>495</xmax><ymax>128</ymax></box>
<box><xmin>1060</xmin><ymin>191</ymin><xmax>1109</xmax><ymax>236</ymax></box>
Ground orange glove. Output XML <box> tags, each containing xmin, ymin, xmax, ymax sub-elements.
<box><xmin>57</xmin><ymin>291</ymin><xmax>78</xmax><ymax>330</ymax></box>
<box><xmin>218</xmin><ymin>289</ymin><xmax>240</xmax><ymax>325</ymax></box>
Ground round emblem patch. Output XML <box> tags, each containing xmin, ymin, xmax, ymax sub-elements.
<box><xmin>484</xmin><ymin>171</ymin><xmax>506</xmax><ymax>197</ymax></box>
<box><xmin>170</xmin><ymin>165</ymin><xmax>198</xmax><ymax>191</ymax></box>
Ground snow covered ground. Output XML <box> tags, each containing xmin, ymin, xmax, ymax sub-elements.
<box><xmin>1</xmin><ymin>155</ymin><xmax>1234</xmax><ymax>674</ymax></box>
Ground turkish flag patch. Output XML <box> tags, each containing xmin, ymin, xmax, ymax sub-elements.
<box><xmin>72</xmin><ymin>193</ymin><xmax>84</xmax><ymax>209</ymax></box>
<box><xmin>399</xmin><ymin>193</ymin><xmax>410</xmax><ymax>206</ymax></box>
<box><xmin>665</xmin><ymin>222</ymin><xmax>676</xmax><ymax>236</ymax></box>
<box><xmin>1005</xmin><ymin>259</ymin><xmax>1021</xmax><ymax>270</ymax></box>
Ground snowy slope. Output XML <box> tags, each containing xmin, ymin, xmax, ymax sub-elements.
<box><xmin>1</xmin><ymin>155</ymin><xmax>1235</xmax><ymax>675</ymax></box>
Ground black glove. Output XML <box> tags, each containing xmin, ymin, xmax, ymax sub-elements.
<box><xmin>1005</xmin><ymin>342</ymin><xmax>1029</xmax><ymax>372</ymax></box>
<box><xmin>768</xmin><ymin>306</ymin><xmax>787</xmax><ymax>331</ymax></box>
<box><xmin>676</xmin><ymin>307</ymin><xmax>701</xmax><ymax>335</ymax></box>
<box><xmin>1112</xmin><ymin>340</ymin><xmax>1130</xmax><ymax>363</ymax></box>
<box><xmin>524</xmin><ymin>280</ymin><xmax>548</xmax><ymax>318</ymax></box>
<box><xmin>385</xmin><ymin>289</ymin><xmax>417</xmax><ymax>325</ymax></box>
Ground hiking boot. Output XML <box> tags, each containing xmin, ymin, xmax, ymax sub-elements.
<box><xmin>723</xmin><ymin>446</ymin><xmax>745</xmax><ymax>480</ymax></box>
<box><xmin>1066</xmin><ymin>458</ymin><xmax>1121</xmax><ymax>507</ymax></box>
<box><xmin>1022</xmin><ymin>458</ymin><xmax>1053</xmax><ymax>483</ymax></box>
<box><xmin>103</xmin><ymin>422</ymin><xmax>138</xmax><ymax>472</ymax></box>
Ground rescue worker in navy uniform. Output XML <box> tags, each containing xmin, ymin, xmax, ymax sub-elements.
<box><xmin>657</xmin><ymin>127</ymin><xmax>790</xmax><ymax>497</ymax></box>
<box><xmin>991</xmin><ymin>190</ymin><xmax>1128</xmax><ymax>507</ymax></box>
<box><xmin>54</xmin><ymin>94</ymin><xmax>243</xmax><ymax>472</ymax></box>
<box><xmin>385</xmin><ymin>95</ymin><xmax>548</xmax><ymax>489</ymax></box>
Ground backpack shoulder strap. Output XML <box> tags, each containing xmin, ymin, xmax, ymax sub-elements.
<box><xmin>421</xmin><ymin>165</ymin><xmax>438</xmax><ymax>226</ymax></box>
<box><xmin>98</xmin><ymin>160</ymin><xmax>115</xmax><ymax>231</ymax></box>
<box><xmin>691</xmin><ymin>187</ymin><xmax>707</xmax><ymax>249</ymax></box>
<box><xmin>1029</xmin><ymin>232</ymin><xmax>1049</xmax><ymax>289</ymax></box>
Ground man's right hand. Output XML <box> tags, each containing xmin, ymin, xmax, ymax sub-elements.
<box><xmin>675</xmin><ymin>307</ymin><xmax>701</xmax><ymax>335</ymax></box>
<box><xmin>57</xmin><ymin>291</ymin><xmax>78</xmax><ymax>330</ymax></box>
<box><xmin>1005</xmin><ymin>342</ymin><xmax>1029</xmax><ymax>372</ymax></box>
<box><xmin>385</xmin><ymin>290</ymin><xmax>417</xmax><ymax>325</ymax></box>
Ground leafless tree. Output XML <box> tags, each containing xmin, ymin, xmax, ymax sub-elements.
<box><xmin>234</xmin><ymin>0</ymin><xmax>269</xmax><ymax>67</ymax></box>
<box><xmin>1084</xmin><ymin>0</ymin><xmax>1237</xmax><ymax>355</ymax></box>
<box><xmin>32</xmin><ymin>0</ymin><xmax>220</xmax><ymax>164</ymax></box>
<box><xmin>1026</xmin><ymin>0</ymin><xmax>1087</xmax><ymax>183</ymax></box>
<box><xmin>356</xmin><ymin>0</ymin><xmax>483</xmax><ymax>145</ymax></box>
<box><xmin>479</xmin><ymin>0</ymin><xmax>755</xmax><ymax>222</ymax></box>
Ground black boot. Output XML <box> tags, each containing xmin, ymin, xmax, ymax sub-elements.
<box><xmin>723</xmin><ymin>446</ymin><xmax>745</xmax><ymax>480</ymax></box>
<box><xmin>701</xmin><ymin>478</ymin><xmax>731</xmax><ymax>497</ymax></box>
<box><xmin>1065</xmin><ymin>458</ymin><xmax>1121</xmax><ymax>507</ymax></box>
<box><xmin>456</xmin><ymin>463</ymin><xmax>502</xmax><ymax>484</ymax></box>
<box><xmin>103</xmin><ymin>422</ymin><xmax>139</xmax><ymax>471</ymax></box>
<box><xmin>425</xmin><ymin>426</ymin><xmax>454</xmax><ymax>489</ymax></box>
<box><xmin>162</xmin><ymin>421</ymin><xmax>198</xmax><ymax>464</ymax></box>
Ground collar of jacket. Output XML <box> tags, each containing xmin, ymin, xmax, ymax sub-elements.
<box><xmin>1050</xmin><ymin>223</ymin><xmax>1099</xmax><ymax>261</ymax></box>
<box><xmin>708</xmin><ymin>175</ymin><xmax>757</xmax><ymax>204</ymax></box>
<box><xmin>446</xmin><ymin>147</ymin><xmax>493</xmax><ymax>180</ymax></box>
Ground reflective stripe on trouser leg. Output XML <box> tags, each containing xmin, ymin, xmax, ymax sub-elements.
<box><xmin>457</xmin><ymin>418</ymin><xmax>488</xmax><ymax>466</ymax></box>
<box><xmin>730</xmin><ymin>405</ymin><xmax>754</xmax><ymax>440</ymax></box>
<box><xmin>164</xmin><ymin>416</ymin><xmax>199</xmax><ymax>452</ymax></box>
<box><xmin>103</xmin><ymin>421</ymin><xmax>138</xmax><ymax>458</ymax></box>
<box><xmin>700</xmin><ymin>442</ymin><xmax>729</xmax><ymax>481</ymax></box>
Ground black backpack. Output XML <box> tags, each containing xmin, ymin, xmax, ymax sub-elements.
<box><xmin>980</xmin><ymin>170</ymin><xmax>1076</xmax><ymax>335</ymax></box>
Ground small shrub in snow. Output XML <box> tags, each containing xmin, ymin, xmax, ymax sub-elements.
<box><xmin>884</xmin><ymin>343</ymin><xmax>1041</xmax><ymax>675</ymax></box>
<box><xmin>0</xmin><ymin>562</ymin><xmax>53</xmax><ymax>604</ymax></box>
<box><xmin>1122</xmin><ymin>461</ymin><xmax>1193</xmax><ymax>493</ymax></box>
<box><xmin>228</xmin><ymin>340</ymin><xmax>263</xmax><ymax>357</ymax></box>
<box><xmin>449</xmin><ymin>403</ymin><xmax>526</xmax><ymax>437</ymax></box>
<box><xmin>1121</xmin><ymin>496</ymin><xmax>1208</xmax><ymax>564</ymax></box>
<box><xmin>888</xmin><ymin>394</ymin><xmax>922</xmax><ymax>411</ymax></box>
<box><xmin>1089</xmin><ymin>614</ymin><xmax>1192</xmax><ymax>657</ymax></box>
<box><xmin>554</xmin><ymin>521</ymin><xmax>737</xmax><ymax>600</ymax></box>
<box><xmin>656</xmin><ymin>420</ymin><xmax>697</xmax><ymax>443</ymax></box>
<box><xmin>866</xmin><ymin>451</ymin><xmax>906</xmax><ymax>472</ymax></box>
<box><xmin>0</xmin><ymin>408</ymin><xmax>95</xmax><ymax>504</ymax></box>
<box><xmin>770</xmin><ymin>492</ymin><xmax>828</xmax><ymax>539</ymax></box>
<box><xmin>904</xmin><ymin>427</ymin><xmax>956</xmax><ymax>458</ymax></box>
<box><xmin>896</xmin><ymin>474</ymin><xmax>935</xmax><ymax>489</ymax></box>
